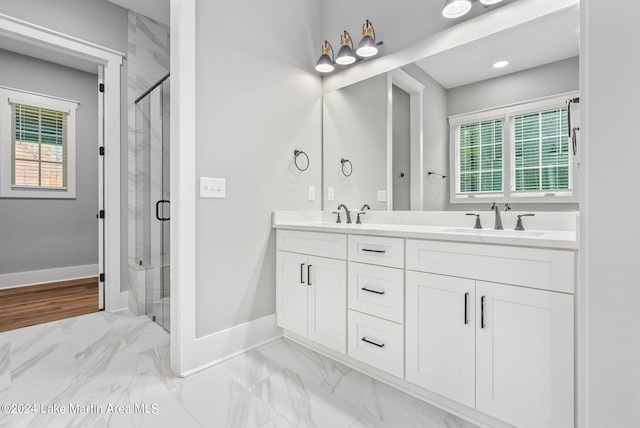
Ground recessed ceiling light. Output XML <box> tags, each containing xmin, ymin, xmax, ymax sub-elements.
<box><xmin>493</xmin><ymin>60</ymin><xmax>509</xmax><ymax>68</ymax></box>
<box><xmin>442</xmin><ymin>0</ymin><xmax>473</xmax><ymax>19</ymax></box>
<box><xmin>480</xmin><ymin>0</ymin><xmax>504</xmax><ymax>5</ymax></box>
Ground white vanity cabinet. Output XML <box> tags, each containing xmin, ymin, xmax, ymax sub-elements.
<box><xmin>276</xmin><ymin>230</ymin><xmax>347</xmax><ymax>354</ymax></box>
<box><xmin>275</xmin><ymin>224</ymin><xmax>576</xmax><ymax>428</ymax></box>
<box><xmin>347</xmin><ymin>235</ymin><xmax>405</xmax><ymax>377</ymax></box>
<box><xmin>406</xmin><ymin>239</ymin><xmax>575</xmax><ymax>428</ymax></box>
<box><xmin>405</xmin><ymin>272</ymin><xmax>476</xmax><ymax>408</ymax></box>
<box><xmin>475</xmin><ymin>280</ymin><xmax>574</xmax><ymax>428</ymax></box>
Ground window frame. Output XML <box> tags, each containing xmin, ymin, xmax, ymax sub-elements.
<box><xmin>0</xmin><ymin>86</ymin><xmax>78</xmax><ymax>199</ymax></box>
<box><xmin>449</xmin><ymin>92</ymin><xmax>579</xmax><ymax>204</ymax></box>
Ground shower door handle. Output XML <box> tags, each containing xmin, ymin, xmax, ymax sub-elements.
<box><xmin>156</xmin><ymin>200</ymin><xmax>170</xmax><ymax>221</ymax></box>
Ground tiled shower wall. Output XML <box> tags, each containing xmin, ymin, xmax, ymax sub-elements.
<box><xmin>127</xmin><ymin>11</ymin><xmax>169</xmax><ymax>315</ymax></box>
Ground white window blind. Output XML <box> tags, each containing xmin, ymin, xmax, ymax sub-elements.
<box><xmin>0</xmin><ymin>86</ymin><xmax>78</xmax><ymax>199</ymax></box>
<box><xmin>457</xmin><ymin>119</ymin><xmax>503</xmax><ymax>194</ymax></box>
<box><xmin>512</xmin><ymin>108</ymin><xmax>570</xmax><ymax>193</ymax></box>
<box><xmin>11</xmin><ymin>103</ymin><xmax>68</xmax><ymax>189</ymax></box>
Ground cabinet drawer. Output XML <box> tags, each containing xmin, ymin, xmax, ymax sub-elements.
<box><xmin>348</xmin><ymin>310</ymin><xmax>404</xmax><ymax>378</ymax></box>
<box><xmin>348</xmin><ymin>262</ymin><xmax>404</xmax><ymax>323</ymax></box>
<box><xmin>348</xmin><ymin>235</ymin><xmax>404</xmax><ymax>268</ymax></box>
<box><xmin>277</xmin><ymin>229</ymin><xmax>346</xmax><ymax>260</ymax></box>
<box><xmin>406</xmin><ymin>240</ymin><xmax>575</xmax><ymax>294</ymax></box>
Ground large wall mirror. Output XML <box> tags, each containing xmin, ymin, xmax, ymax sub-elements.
<box><xmin>322</xmin><ymin>4</ymin><xmax>579</xmax><ymax>211</ymax></box>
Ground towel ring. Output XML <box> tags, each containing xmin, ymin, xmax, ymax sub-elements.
<box><xmin>340</xmin><ymin>158</ymin><xmax>353</xmax><ymax>177</ymax></box>
<box><xmin>293</xmin><ymin>150</ymin><xmax>309</xmax><ymax>171</ymax></box>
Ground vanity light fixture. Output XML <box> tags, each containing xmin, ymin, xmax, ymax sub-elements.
<box><xmin>442</xmin><ymin>0</ymin><xmax>505</xmax><ymax>19</ymax></box>
<box><xmin>356</xmin><ymin>20</ymin><xmax>379</xmax><ymax>57</ymax></box>
<box><xmin>493</xmin><ymin>59</ymin><xmax>509</xmax><ymax>68</ymax></box>
<box><xmin>315</xmin><ymin>40</ymin><xmax>335</xmax><ymax>73</ymax></box>
<box><xmin>315</xmin><ymin>20</ymin><xmax>383</xmax><ymax>74</ymax></box>
<box><xmin>335</xmin><ymin>31</ymin><xmax>357</xmax><ymax>65</ymax></box>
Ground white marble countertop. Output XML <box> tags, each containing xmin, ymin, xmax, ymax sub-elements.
<box><xmin>272</xmin><ymin>211</ymin><xmax>579</xmax><ymax>250</ymax></box>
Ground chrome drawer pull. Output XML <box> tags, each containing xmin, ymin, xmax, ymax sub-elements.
<box><xmin>361</xmin><ymin>248</ymin><xmax>386</xmax><ymax>254</ymax></box>
<box><xmin>361</xmin><ymin>337</ymin><xmax>385</xmax><ymax>348</ymax></box>
<box><xmin>361</xmin><ymin>287</ymin><xmax>385</xmax><ymax>295</ymax></box>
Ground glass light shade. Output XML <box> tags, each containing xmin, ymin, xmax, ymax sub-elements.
<box><xmin>336</xmin><ymin>45</ymin><xmax>356</xmax><ymax>65</ymax></box>
<box><xmin>493</xmin><ymin>60</ymin><xmax>509</xmax><ymax>68</ymax></box>
<box><xmin>356</xmin><ymin>35</ymin><xmax>378</xmax><ymax>57</ymax></box>
<box><xmin>315</xmin><ymin>54</ymin><xmax>335</xmax><ymax>73</ymax></box>
<box><xmin>479</xmin><ymin>0</ymin><xmax>504</xmax><ymax>4</ymax></box>
<box><xmin>442</xmin><ymin>0</ymin><xmax>472</xmax><ymax>18</ymax></box>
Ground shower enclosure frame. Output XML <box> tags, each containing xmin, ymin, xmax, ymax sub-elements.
<box><xmin>135</xmin><ymin>73</ymin><xmax>171</xmax><ymax>331</ymax></box>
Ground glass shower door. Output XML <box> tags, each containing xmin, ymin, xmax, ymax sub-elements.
<box><xmin>136</xmin><ymin>76</ymin><xmax>170</xmax><ymax>331</ymax></box>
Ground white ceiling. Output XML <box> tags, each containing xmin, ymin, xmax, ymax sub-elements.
<box><xmin>106</xmin><ymin>0</ymin><xmax>169</xmax><ymax>26</ymax></box>
<box><xmin>414</xmin><ymin>5</ymin><xmax>579</xmax><ymax>89</ymax></box>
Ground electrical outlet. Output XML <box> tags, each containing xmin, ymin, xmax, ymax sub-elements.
<box><xmin>328</xmin><ymin>187</ymin><xmax>334</xmax><ymax>201</ymax></box>
<box><xmin>308</xmin><ymin>186</ymin><xmax>316</xmax><ymax>201</ymax></box>
<box><xmin>377</xmin><ymin>190</ymin><xmax>387</xmax><ymax>202</ymax></box>
<box><xmin>200</xmin><ymin>177</ymin><xmax>226</xmax><ymax>198</ymax></box>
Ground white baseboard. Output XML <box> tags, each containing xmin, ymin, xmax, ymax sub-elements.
<box><xmin>181</xmin><ymin>313</ymin><xmax>282</xmax><ymax>377</ymax></box>
<box><xmin>0</xmin><ymin>264</ymin><xmax>99</xmax><ymax>290</ymax></box>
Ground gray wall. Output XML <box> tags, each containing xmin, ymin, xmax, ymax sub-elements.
<box><xmin>582</xmin><ymin>0</ymin><xmax>640</xmax><ymax>425</ymax></box>
<box><xmin>0</xmin><ymin>0</ymin><xmax>127</xmax><ymax>53</ymax></box>
<box><xmin>0</xmin><ymin>49</ymin><xmax>98</xmax><ymax>274</ymax></box>
<box><xmin>402</xmin><ymin>63</ymin><xmax>449</xmax><ymax>211</ymax></box>
<box><xmin>1</xmin><ymin>0</ymin><xmax>130</xmax><ymax>289</ymax></box>
<box><xmin>194</xmin><ymin>0</ymin><xmax>322</xmax><ymax>336</ymax></box>
<box><xmin>323</xmin><ymin>74</ymin><xmax>388</xmax><ymax>210</ymax></box>
<box><xmin>392</xmin><ymin>85</ymin><xmax>410</xmax><ymax>210</ymax></box>
<box><xmin>447</xmin><ymin>56</ymin><xmax>580</xmax><ymax>116</ymax></box>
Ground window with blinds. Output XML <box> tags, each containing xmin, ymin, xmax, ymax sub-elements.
<box><xmin>449</xmin><ymin>93</ymin><xmax>578</xmax><ymax>203</ymax></box>
<box><xmin>512</xmin><ymin>108</ymin><xmax>569</xmax><ymax>193</ymax></box>
<box><xmin>0</xmin><ymin>87</ymin><xmax>78</xmax><ymax>199</ymax></box>
<box><xmin>458</xmin><ymin>119</ymin><xmax>503</xmax><ymax>194</ymax></box>
<box><xmin>12</xmin><ymin>104</ymin><xmax>68</xmax><ymax>189</ymax></box>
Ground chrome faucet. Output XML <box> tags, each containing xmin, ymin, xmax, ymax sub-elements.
<box><xmin>337</xmin><ymin>204</ymin><xmax>352</xmax><ymax>224</ymax></box>
<box><xmin>356</xmin><ymin>204</ymin><xmax>370</xmax><ymax>224</ymax></box>
<box><xmin>490</xmin><ymin>202</ymin><xmax>503</xmax><ymax>230</ymax></box>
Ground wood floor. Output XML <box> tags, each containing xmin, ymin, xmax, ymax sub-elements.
<box><xmin>0</xmin><ymin>277</ymin><xmax>99</xmax><ymax>332</ymax></box>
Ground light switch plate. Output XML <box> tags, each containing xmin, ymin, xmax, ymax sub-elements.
<box><xmin>377</xmin><ymin>190</ymin><xmax>387</xmax><ymax>202</ymax></box>
<box><xmin>200</xmin><ymin>177</ymin><xmax>226</xmax><ymax>198</ymax></box>
<box><xmin>308</xmin><ymin>186</ymin><xmax>316</xmax><ymax>201</ymax></box>
<box><xmin>328</xmin><ymin>187</ymin><xmax>334</xmax><ymax>201</ymax></box>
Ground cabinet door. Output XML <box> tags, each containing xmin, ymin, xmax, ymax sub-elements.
<box><xmin>476</xmin><ymin>281</ymin><xmax>573</xmax><ymax>428</ymax></box>
<box><xmin>276</xmin><ymin>251</ymin><xmax>308</xmax><ymax>337</ymax></box>
<box><xmin>307</xmin><ymin>256</ymin><xmax>347</xmax><ymax>353</ymax></box>
<box><xmin>405</xmin><ymin>271</ymin><xmax>476</xmax><ymax>408</ymax></box>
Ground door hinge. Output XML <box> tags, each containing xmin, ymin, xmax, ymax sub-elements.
<box><xmin>99</xmin><ymin>147</ymin><xmax>105</xmax><ymax>156</ymax></box>
<box><xmin>99</xmin><ymin>83</ymin><xmax>105</xmax><ymax>93</ymax></box>
<box><xmin>99</xmin><ymin>273</ymin><xmax>105</xmax><ymax>282</ymax></box>
<box><xmin>98</xmin><ymin>210</ymin><xmax>105</xmax><ymax>219</ymax></box>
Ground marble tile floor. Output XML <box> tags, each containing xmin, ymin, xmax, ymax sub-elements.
<box><xmin>0</xmin><ymin>310</ymin><xmax>479</xmax><ymax>428</ymax></box>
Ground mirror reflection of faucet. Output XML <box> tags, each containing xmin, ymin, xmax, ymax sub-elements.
<box><xmin>490</xmin><ymin>202</ymin><xmax>504</xmax><ymax>230</ymax></box>
<box><xmin>466</xmin><ymin>213</ymin><xmax>482</xmax><ymax>229</ymax></box>
<box><xmin>356</xmin><ymin>204</ymin><xmax>369</xmax><ymax>224</ymax></box>
<box><xmin>515</xmin><ymin>214</ymin><xmax>535</xmax><ymax>231</ymax></box>
<box><xmin>337</xmin><ymin>204</ymin><xmax>352</xmax><ymax>224</ymax></box>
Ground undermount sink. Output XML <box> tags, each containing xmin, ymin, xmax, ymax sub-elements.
<box><xmin>443</xmin><ymin>228</ymin><xmax>545</xmax><ymax>238</ymax></box>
